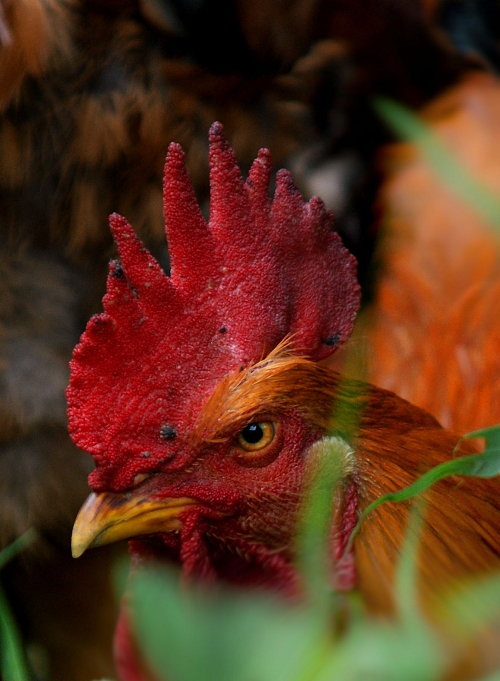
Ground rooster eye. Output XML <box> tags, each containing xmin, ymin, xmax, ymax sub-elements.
<box><xmin>237</xmin><ymin>422</ymin><xmax>275</xmax><ymax>452</ymax></box>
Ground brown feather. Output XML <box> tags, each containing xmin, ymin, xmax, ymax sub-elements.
<box><xmin>355</xmin><ymin>422</ymin><xmax>500</xmax><ymax>679</ymax></box>
<box><xmin>0</xmin><ymin>0</ymin><xmax>75</xmax><ymax>111</ymax></box>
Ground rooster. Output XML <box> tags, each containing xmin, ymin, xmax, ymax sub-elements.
<box><xmin>69</xmin><ymin>123</ymin><xmax>500</xmax><ymax>681</ymax></box>
<box><xmin>0</xmin><ymin>2</ymin><xmax>473</xmax><ymax>677</ymax></box>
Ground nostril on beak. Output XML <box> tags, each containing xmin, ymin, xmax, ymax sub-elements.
<box><xmin>131</xmin><ymin>472</ymin><xmax>150</xmax><ymax>488</ymax></box>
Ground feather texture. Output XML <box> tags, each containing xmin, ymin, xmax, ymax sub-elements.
<box><xmin>365</xmin><ymin>72</ymin><xmax>500</xmax><ymax>433</ymax></box>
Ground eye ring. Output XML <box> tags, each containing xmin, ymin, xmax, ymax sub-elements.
<box><xmin>237</xmin><ymin>421</ymin><xmax>275</xmax><ymax>452</ymax></box>
<box><xmin>233</xmin><ymin>421</ymin><xmax>282</xmax><ymax>468</ymax></box>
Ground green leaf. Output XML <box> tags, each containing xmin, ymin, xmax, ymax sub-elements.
<box><xmin>478</xmin><ymin>673</ymin><xmax>500</xmax><ymax>681</ymax></box>
<box><xmin>374</xmin><ymin>98</ymin><xmax>500</xmax><ymax>234</ymax></box>
<box><xmin>438</xmin><ymin>572</ymin><xmax>500</xmax><ymax>639</ymax></box>
<box><xmin>129</xmin><ymin>567</ymin><xmax>322</xmax><ymax>681</ymax></box>
<box><xmin>463</xmin><ymin>425</ymin><xmax>500</xmax><ymax>475</ymax></box>
<box><xmin>129</xmin><ymin>563</ymin><xmax>442</xmax><ymax>681</ymax></box>
<box><xmin>315</xmin><ymin>618</ymin><xmax>441</xmax><ymax>681</ymax></box>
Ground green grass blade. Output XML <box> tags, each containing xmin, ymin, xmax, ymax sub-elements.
<box><xmin>374</xmin><ymin>97</ymin><xmax>500</xmax><ymax>235</ymax></box>
<box><xmin>294</xmin><ymin>438</ymin><xmax>347</xmax><ymax>610</ymax></box>
<box><xmin>0</xmin><ymin>584</ymin><xmax>31</xmax><ymax>681</ymax></box>
<box><xmin>0</xmin><ymin>531</ymin><xmax>35</xmax><ymax>681</ymax></box>
<box><xmin>347</xmin><ymin>424</ymin><xmax>500</xmax><ymax>549</ymax></box>
<box><xmin>394</xmin><ymin>501</ymin><xmax>426</xmax><ymax>626</ymax></box>
<box><xmin>0</xmin><ymin>531</ymin><xmax>36</xmax><ymax>571</ymax></box>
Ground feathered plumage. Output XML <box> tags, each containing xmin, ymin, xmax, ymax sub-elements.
<box><xmin>362</xmin><ymin>71</ymin><xmax>500</xmax><ymax>434</ymax></box>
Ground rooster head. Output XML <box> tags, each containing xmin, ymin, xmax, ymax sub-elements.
<box><xmin>68</xmin><ymin>123</ymin><xmax>360</xmax><ymax>590</ymax></box>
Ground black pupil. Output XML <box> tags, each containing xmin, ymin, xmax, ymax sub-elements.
<box><xmin>242</xmin><ymin>423</ymin><xmax>264</xmax><ymax>444</ymax></box>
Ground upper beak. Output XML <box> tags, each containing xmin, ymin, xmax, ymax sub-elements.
<box><xmin>71</xmin><ymin>491</ymin><xmax>198</xmax><ymax>558</ymax></box>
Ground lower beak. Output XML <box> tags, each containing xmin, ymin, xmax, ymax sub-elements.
<box><xmin>71</xmin><ymin>491</ymin><xmax>197</xmax><ymax>558</ymax></box>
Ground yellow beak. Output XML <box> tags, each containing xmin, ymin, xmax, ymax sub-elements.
<box><xmin>71</xmin><ymin>491</ymin><xmax>198</xmax><ymax>558</ymax></box>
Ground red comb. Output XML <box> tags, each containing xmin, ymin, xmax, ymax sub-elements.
<box><xmin>67</xmin><ymin>122</ymin><xmax>360</xmax><ymax>490</ymax></box>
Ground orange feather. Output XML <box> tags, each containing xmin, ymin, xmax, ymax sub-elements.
<box><xmin>331</xmin><ymin>70</ymin><xmax>500</xmax><ymax>678</ymax></box>
<box><xmin>194</xmin><ymin>341</ymin><xmax>500</xmax><ymax>620</ymax></box>
<box><xmin>365</xmin><ymin>71</ymin><xmax>500</xmax><ymax>433</ymax></box>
